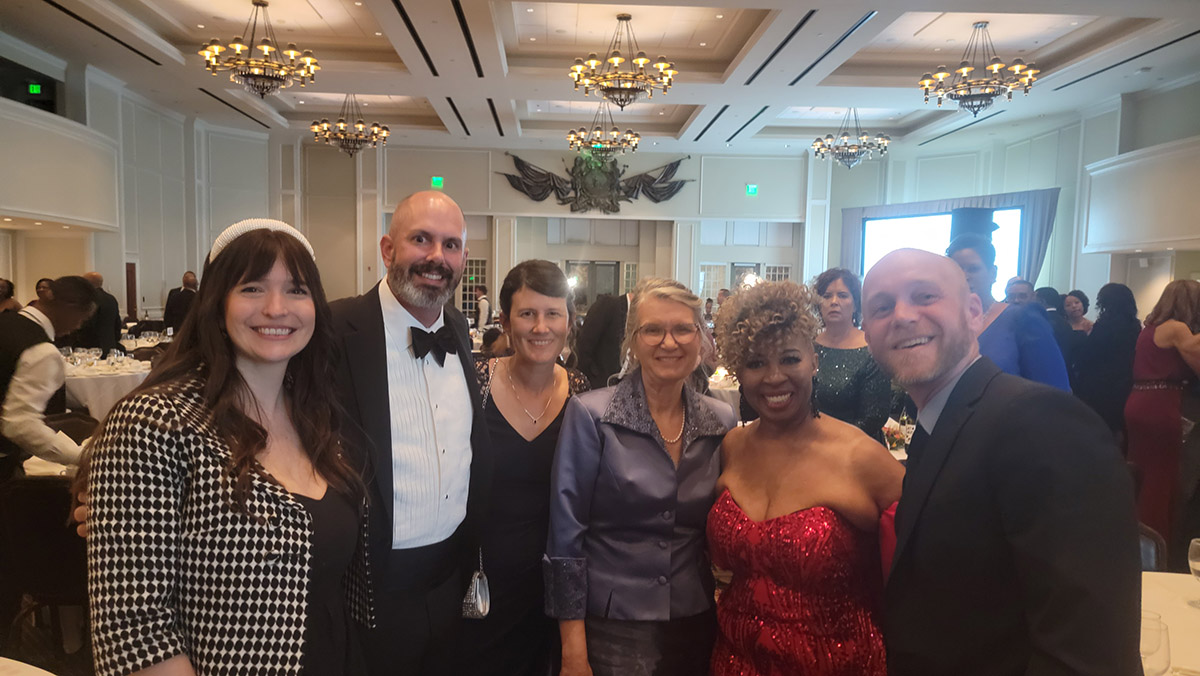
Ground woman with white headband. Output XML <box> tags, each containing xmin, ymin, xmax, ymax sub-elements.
<box><xmin>85</xmin><ymin>219</ymin><xmax>370</xmax><ymax>676</ymax></box>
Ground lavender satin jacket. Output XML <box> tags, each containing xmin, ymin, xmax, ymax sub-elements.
<box><xmin>543</xmin><ymin>370</ymin><xmax>736</xmax><ymax>621</ymax></box>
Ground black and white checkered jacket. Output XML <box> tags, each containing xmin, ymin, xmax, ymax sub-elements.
<box><xmin>86</xmin><ymin>375</ymin><xmax>372</xmax><ymax>676</ymax></box>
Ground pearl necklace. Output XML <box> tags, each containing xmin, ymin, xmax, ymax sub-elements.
<box><xmin>660</xmin><ymin>409</ymin><xmax>686</xmax><ymax>444</ymax></box>
<box><xmin>504</xmin><ymin>359</ymin><xmax>555</xmax><ymax>425</ymax></box>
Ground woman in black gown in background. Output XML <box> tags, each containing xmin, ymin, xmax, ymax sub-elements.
<box><xmin>456</xmin><ymin>259</ymin><xmax>589</xmax><ymax>676</ymax></box>
<box><xmin>811</xmin><ymin>268</ymin><xmax>893</xmax><ymax>442</ymax></box>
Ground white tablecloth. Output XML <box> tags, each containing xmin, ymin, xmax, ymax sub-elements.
<box><xmin>65</xmin><ymin>367</ymin><xmax>150</xmax><ymax>421</ymax></box>
<box><xmin>708</xmin><ymin>382</ymin><xmax>740</xmax><ymax>414</ymax></box>
<box><xmin>1142</xmin><ymin>571</ymin><xmax>1200</xmax><ymax>670</ymax></box>
<box><xmin>0</xmin><ymin>658</ymin><xmax>56</xmax><ymax>676</ymax></box>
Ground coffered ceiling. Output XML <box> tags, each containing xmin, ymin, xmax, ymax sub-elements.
<box><xmin>1</xmin><ymin>0</ymin><xmax>1198</xmax><ymax>155</ymax></box>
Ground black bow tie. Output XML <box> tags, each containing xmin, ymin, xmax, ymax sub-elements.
<box><xmin>411</xmin><ymin>325</ymin><xmax>458</xmax><ymax>366</ymax></box>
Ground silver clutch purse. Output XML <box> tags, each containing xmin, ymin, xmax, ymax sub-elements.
<box><xmin>462</xmin><ymin>549</ymin><xmax>491</xmax><ymax>619</ymax></box>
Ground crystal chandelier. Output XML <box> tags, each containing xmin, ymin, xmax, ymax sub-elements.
<box><xmin>811</xmin><ymin>109</ymin><xmax>890</xmax><ymax>170</ymax></box>
<box><xmin>918</xmin><ymin>21</ymin><xmax>1040</xmax><ymax>117</ymax></box>
<box><xmin>198</xmin><ymin>0</ymin><xmax>319</xmax><ymax>98</ymax></box>
<box><xmin>310</xmin><ymin>95</ymin><xmax>390</xmax><ymax>157</ymax></box>
<box><xmin>568</xmin><ymin>14</ymin><xmax>677</xmax><ymax>110</ymax></box>
<box><xmin>567</xmin><ymin>100</ymin><xmax>640</xmax><ymax>157</ymax></box>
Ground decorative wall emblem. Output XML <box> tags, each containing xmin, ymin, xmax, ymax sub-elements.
<box><xmin>499</xmin><ymin>152</ymin><xmax>692</xmax><ymax>214</ymax></box>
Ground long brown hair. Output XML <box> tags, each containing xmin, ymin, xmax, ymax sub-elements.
<box><xmin>122</xmin><ymin>229</ymin><xmax>359</xmax><ymax>514</ymax></box>
<box><xmin>1145</xmin><ymin>279</ymin><xmax>1200</xmax><ymax>333</ymax></box>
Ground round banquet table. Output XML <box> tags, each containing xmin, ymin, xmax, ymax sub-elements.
<box><xmin>0</xmin><ymin>658</ymin><xmax>56</xmax><ymax>676</ymax></box>
<box><xmin>1142</xmin><ymin>571</ymin><xmax>1200</xmax><ymax>671</ymax></box>
<box><xmin>65</xmin><ymin>365</ymin><xmax>151</xmax><ymax>421</ymax></box>
<box><xmin>708</xmin><ymin>380</ymin><xmax>740</xmax><ymax>414</ymax></box>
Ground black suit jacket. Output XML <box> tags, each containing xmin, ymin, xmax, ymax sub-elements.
<box><xmin>885</xmin><ymin>358</ymin><xmax>1141</xmax><ymax>676</ymax></box>
<box><xmin>576</xmin><ymin>293</ymin><xmax>628</xmax><ymax>389</ymax></box>
<box><xmin>163</xmin><ymin>287</ymin><xmax>196</xmax><ymax>332</ymax></box>
<box><xmin>74</xmin><ymin>288</ymin><xmax>121</xmax><ymax>355</ymax></box>
<box><xmin>329</xmin><ymin>283</ymin><xmax>492</xmax><ymax>588</ymax></box>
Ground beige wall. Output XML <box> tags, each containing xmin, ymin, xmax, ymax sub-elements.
<box><xmin>14</xmin><ymin>234</ymin><xmax>89</xmax><ymax>301</ymax></box>
<box><xmin>303</xmin><ymin>144</ymin><xmax>359</xmax><ymax>301</ymax></box>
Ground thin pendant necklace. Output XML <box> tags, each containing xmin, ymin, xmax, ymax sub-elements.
<box><xmin>661</xmin><ymin>408</ymin><xmax>686</xmax><ymax>444</ymax></box>
<box><xmin>504</xmin><ymin>358</ymin><xmax>555</xmax><ymax>425</ymax></box>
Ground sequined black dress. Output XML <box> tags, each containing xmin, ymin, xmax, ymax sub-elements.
<box><xmin>813</xmin><ymin>344</ymin><xmax>892</xmax><ymax>442</ymax></box>
<box><xmin>708</xmin><ymin>490</ymin><xmax>886</xmax><ymax>676</ymax></box>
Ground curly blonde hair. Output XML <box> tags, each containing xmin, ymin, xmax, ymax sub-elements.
<box><xmin>714</xmin><ymin>281</ymin><xmax>820</xmax><ymax>372</ymax></box>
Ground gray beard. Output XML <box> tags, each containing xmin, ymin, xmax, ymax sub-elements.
<box><xmin>386</xmin><ymin>264</ymin><xmax>458</xmax><ymax>309</ymax></box>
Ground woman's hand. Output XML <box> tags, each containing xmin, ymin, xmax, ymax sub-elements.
<box><xmin>561</xmin><ymin>654</ymin><xmax>593</xmax><ymax>676</ymax></box>
<box><xmin>72</xmin><ymin>491</ymin><xmax>89</xmax><ymax>538</ymax></box>
<box><xmin>559</xmin><ymin>619</ymin><xmax>592</xmax><ymax>676</ymax></box>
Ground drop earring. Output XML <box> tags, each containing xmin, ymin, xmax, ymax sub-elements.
<box><xmin>810</xmin><ymin>376</ymin><xmax>821</xmax><ymax>418</ymax></box>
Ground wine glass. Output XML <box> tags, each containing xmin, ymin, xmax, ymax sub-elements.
<box><xmin>1140</xmin><ymin>611</ymin><xmax>1171</xmax><ymax>676</ymax></box>
<box><xmin>1189</xmin><ymin>538</ymin><xmax>1200</xmax><ymax>609</ymax></box>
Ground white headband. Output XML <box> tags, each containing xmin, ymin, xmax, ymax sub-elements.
<box><xmin>208</xmin><ymin>218</ymin><xmax>316</xmax><ymax>264</ymax></box>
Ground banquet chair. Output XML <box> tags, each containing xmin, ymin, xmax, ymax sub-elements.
<box><xmin>0</xmin><ymin>476</ymin><xmax>88</xmax><ymax>654</ymax></box>
<box><xmin>1138</xmin><ymin>522</ymin><xmax>1167</xmax><ymax>572</ymax></box>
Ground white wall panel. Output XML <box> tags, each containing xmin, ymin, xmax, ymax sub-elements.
<box><xmin>732</xmin><ymin>221</ymin><xmax>761</xmax><ymax>246</ymax></box>
<box><xmin>1083</xmin><ymin>135</ymin><xmax>1200</xmax><ymax>252</ymax></box>
<box><xmin>699</xmin><ymin>221</ymin><xmax>725</xmax><ymax>245</ymax></box>
<box><xmin>914</xmin><ymin>154</ymin><xmax>978</xmax><ymax>201</ymax></box>
<box><xmin>0</xmin><ymin>98</ymin><xmax>119</xmax><ymax>230</ymax></box>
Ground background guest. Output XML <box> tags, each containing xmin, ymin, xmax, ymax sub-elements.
<box><xmin>1074</xmin><ymin>283</ymin><xmax>1140</xmax><ymax>435</ymax></box>
<box><xmin>73</xmin><ymin>272</ymin><xmax>122</xmax><ymax>357</ymax></box>
<box><xmin>1124</xmin><ymin>279</ymin><xmax>1200</xmax><ymax>547</ymax></box>
<box><xmin>86</xmin><ymin>221</ymin><xmax>369</xmax><ymax>676</ymax></box>
<box><xmin>1003</xmin><ymin>278</ymin><xmax>1034</xmax><ymax>305</ymax></box>
<box><xmin>162</xmin><ymin>270</ymin><xmax>198</xmax><ymax>332</ymax></box>
<box><xmin>547</xmin><ymin>277</ymin><xmax>735</xmax><ymax>676</ymax></box>
<box><xmin>703</xmin><ymin>297</ymin><xmax>714</xmax><ymax>323</ymax></box>
<box><xmin>710</xmin><ymin>280</ymin><xmax>902</xmax><ymax>676</ymax></box>
<box><xmin>479</xmin><ymin>326</ymin><xmax>509</xmax><ymax>358</ymax></box>
<box><xmin>576</xmin><ymin>291</ymin><xmax>630</xmax><ymax>389</ymax></box>
<box><xmin>0</xmin><ymin>278</ymin><xmax>20</xmax><ymax>313</ymax></box>
<box><xmin>456</xmin><ymin>260</ymin><xmax>589</xmax><ymax>676</ymax></box>
<box><xmin>947</xmin><ymin>235</ymin><xmax>1069</xmax><ymax>390</ymax></box>
<box><xmin>1065</xmin><ymin>289</ymin><xmax>1094</xmax><ymax>334</ymax></box>
<box><xmin>811</xmin><ymin>267</ymin><xmax>892</xmax><ymax>442</ymax></box>
<box><xmin>474</xmin><ymin>284</ymin><xmax>492</xmax><ymax>328</ymax></box>
<box><xmin>28</xmin><ymin>278</ymin><xmax>52</xmax><ymax>306</ymax></box>
<box><xmin>1035</xmin><ymin>285</ymin><xmax>1081</xmax><ymax>387</ymax></box>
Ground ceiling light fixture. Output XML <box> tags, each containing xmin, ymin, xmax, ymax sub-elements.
<box><xmin>811</xmin><ymin>108</ymin><xmax>890</xmax><ymax>169</ymax></box>
<box><xmin>311</xmin><ymin>94</ymin><xmax>390</xmax><ymax>157</ymax></box>
<box><xmin>918</xmin><ymin>21</ymin><xmax>1040</xmax><ymax>117</ymax></box>
<box><xmin>198</xmin><ymin>0</ymin><xmax>319</xmax><ymax>98</ymax></box>
<box><xmin>568</xmin><ymin>13</ymin><xmax>677</xmax><ymax>109</ymax></box>
<box><xmin>566</xmin><ymin>99</ymin><xmax>640</xmax><ymax>157</ymax></box>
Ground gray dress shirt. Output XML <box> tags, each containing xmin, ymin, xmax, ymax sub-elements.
<box><xmin>544</xmin><ymin>370</ymin><xmax>736</xmax><ymax>621</ymax></box>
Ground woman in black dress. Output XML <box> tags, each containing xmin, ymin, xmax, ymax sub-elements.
<box><xmin>1074</xmin><ymin>283</ymin><xmax>1141</xmax><ymax>435</ymax></box>
<box><xmin>456</xmin><ymin>259</ymin><xmax>589</xmax><ymax>676</ymax></box>
<box><xmin>811</xmin><ymin>267</ymin><xmax>892</xmax><ymax>442</ymax></box>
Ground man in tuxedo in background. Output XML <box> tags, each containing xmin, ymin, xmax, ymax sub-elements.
<box><xmin>576</xmin><ymin>290</ymin><xmax>631</xmax><ymax>389</ymax></box>
<box><xmin>330</xmin><ymin>191</ymin><xmax>490</xmax><ymax>676</ymax></box>
<box><xmin>74</xmin><ymin>272</ymin><xmax>121</xmax><ymax>356</ymax></box>
<box><xmin>163</xmin><ymin>270</ymin><xmax>197</xmax><ymax>332</ymax></box>
<box><xmin>861</xmin><ymin>249</ymin><xmax>1140</xmax><ymax>676</ymax></box>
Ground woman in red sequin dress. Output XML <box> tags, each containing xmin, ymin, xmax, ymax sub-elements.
<box><xmin>710</xmin><ymin>281</ymin><xmax>904</xmax><ymax>676</ymax></box>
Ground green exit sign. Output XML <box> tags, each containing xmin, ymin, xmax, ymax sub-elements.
<box><xmin>745</xmin><ymin>183</ymin><xmax>758</xmax><ymax>196</ymax></box>
<box><xmin>430</xmin><ymin>176</ymin><xmax>444</xmax><ymax>190</ymax></box>
<box><xmin>28</xmin><ymin>83</ymin><xmax>42</xmax><ymax>95</ymax></box>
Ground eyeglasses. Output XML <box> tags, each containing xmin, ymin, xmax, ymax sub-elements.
<box><xmin>635</xmin><ymin>322</ymin><xmax>701</xmax><ymax>346</ymax></box>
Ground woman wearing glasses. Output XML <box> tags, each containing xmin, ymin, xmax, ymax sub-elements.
<box><xmin>546</xmin><ymin>277</ymin><xmax>737</xmax><ymax>676</ymax></box>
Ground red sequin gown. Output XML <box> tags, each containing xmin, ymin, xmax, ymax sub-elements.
<box><xmin>707</xmin><ymin>490</ymin><xmax>886</xmax><ymax>676</ymax></box>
